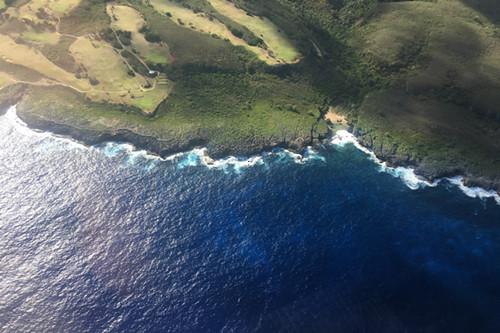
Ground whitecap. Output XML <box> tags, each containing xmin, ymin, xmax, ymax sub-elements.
<box><xmin>2</xmin><ymin>106</ymin><xmax>88</xmax><ymax>150</ymax></box>
<box><xmin>271</xmin><ymin>147</ymin><xmax>325</xmax><ymax>165</ymax></box>
<box><xmin>102</xmin><ymin>142</ymin><xmax>130</xmax><ymax>157</ymax></box>
<box><xmin>331</xmin><ymin>130</ymin><xmax>434</xmax><ymax>190</ymax></box>
<box><xmin>331</xmin><ymin>129</ymin><xmax>499</xmax><ymax>204</ymax></box>
<box><xmin>446</xmin><ymin>176</ymin><xmax>500</xmax><ymax>205</ymax></box>
<box><xmin>176</xmin><ymin>149</ymin><xmax>204</xmax><ymax>169</ymax></box>
<box><xmin>172</xmin><ymin>146</ymin><xmax>322</xmax><ymax>173</ymax></box>
<box><xmin>303</xmin><ymin>146</ymin><xmax>326</xmax><ymax>163</ymax></box>
<box><xmin>174</xmin><ymin>148</ymin><xmax>265</xmax><ymax>174</ymax></box>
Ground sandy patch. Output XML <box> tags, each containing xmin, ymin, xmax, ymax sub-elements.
<box><xmin>325</xmin><ymin>107</ymin><xmax>348</xmax><ymax>126</ymax></box>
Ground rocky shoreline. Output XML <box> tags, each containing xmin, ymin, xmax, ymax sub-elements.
<box><xmin>353</xmin><ymin>128</ymin><xmax>500</xmax><ymax>193</ymax></box>
<box><xmin>3</xmin><ymin>98</ymin><xmax>499</xmax><ymax>194</ymax></box>
<box><xmin>13</xmin><ymin>105</ymin><xmax>325</xmax><ymax>160</ymax></box>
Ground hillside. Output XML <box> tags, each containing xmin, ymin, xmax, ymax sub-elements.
<box><xmin>0</xmin><ymin>0</ymin><xmax>499</xmax><ymax>189</ymax></box>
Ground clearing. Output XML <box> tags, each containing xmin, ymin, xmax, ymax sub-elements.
<box><xmin>0</xmin><ymin>34</ymin><xmax>89</xmax><ymax>91</ymax></box>
<box><xmin>70</xmin><ymin>36</ymin><xmax>170</xmax><ymax>113</ymax></box>
<box><xmin>5</xmin><ymin>0</ymin><xmax>81</xmax><ymax>26</ymax></box>
<box><xmin>147</xmin><ymin>0</ymin><xmax>283</xmax><ymax>65</ymax></box>
<box><xmin>208</xmin><ymin>0</ymin><xmax>300</xmax><ymax>63</ymax></box>
<box><xmin>107</xmin><ymin>3</ymin><xmax>172</xmax><ymax>65</ymax></box>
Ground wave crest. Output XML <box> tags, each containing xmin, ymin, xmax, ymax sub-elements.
<box><xmin>331</xmin><ymin>130</ymin><xmax>500</xmax><ymax>204</ymax></box>
<box><xmin>2</xmin><ymin>106</ymin><xmax>498</xmax><ymax>204</ymax></box>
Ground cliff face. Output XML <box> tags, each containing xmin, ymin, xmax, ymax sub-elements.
<box><xmin>15</xmin><ymin>107</ymin><xmax>328</xmax><ymax>159</ymax></box>
<box><xmin>11</xmin><ymin>83</ymin><xmax>329</xmax><ymax>160</ymax></box>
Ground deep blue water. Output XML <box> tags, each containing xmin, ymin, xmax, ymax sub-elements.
<box><xmin>1</xmin><ymin>109</ymin><xmax>500</xmax><ymax>333</ymax></box>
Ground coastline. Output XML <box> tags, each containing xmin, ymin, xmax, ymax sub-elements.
<box><xmin>325</xmin><ymin>107</ymin><xmax>499</xmax><ymax>194</ymax></box>
<box><xmin>3</xmin><ymin>104</ymin><xmax>499</xmax><ymax>205</ymax></box>
<box><xmin>10</xmin><ymin>102</ymin><xmax>326</xmax><ymax>160</ymax></box>
<box><xmin>352</xmin><ymin>128</ymin><xmax>500</xmax><ymax>193</ymax></box>
<box><xmin>331</xmin><ymin>130</ymin><xmax>500</xmax><ymax>205</ymax></box>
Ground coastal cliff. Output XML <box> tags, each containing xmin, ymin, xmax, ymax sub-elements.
<box><xmin>11</xmin><ymin>84</ymin><xmax>328</xmax><ymax>160</ymax></box>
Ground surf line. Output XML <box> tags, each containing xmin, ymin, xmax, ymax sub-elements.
<box><xmin>1</xmin><ymin>105</ymin><xmax>325</xmax><ymax>174</ymax></box>
<box><xmin>3</xmin><ymin>105</ymin><xmax>89</xmax><ymax>150</ymax></box>
<box><xmin>331</xmin><ymin>130</ymin><xmax>500</xmax><ymax>205</ymax></box>
<box><xmin>3</xmin><ymin>105</ymin><xmax>499</xmax><ymax>204</ymax></box>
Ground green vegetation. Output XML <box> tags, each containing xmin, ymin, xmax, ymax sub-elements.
<box><xmin>21</xmin><ymin>31</ymin><xmax>60</xmax><ymax>44</ymax></box>
<box><xmin>18</xmin><ymin>77</ymin><xmax>328</xmax><ymax>156</ymax></box>
<box><xmin>349</xmin><ymin>1</ymin><xmax>500</xmax><ymax>186</ymax></box>
<box><xmin>0</xmin><ymin>0</ymin><xmax>499</xmax><ymax>188</ymax></box>
<box><xmin>59</xmin><ymin>0</ymin><xmax>110</xmax><ymax>35</ymax></box>
<box><xmin>208</xmin><ymin>0</ymin><xmax>300</xmax><ymax>62</ymax></box>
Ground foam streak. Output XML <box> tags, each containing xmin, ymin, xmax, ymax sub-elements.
<box><xmin>331</xmin><ymin>130</ymin><xmax>500</xmax><ymax>204</ymax></box>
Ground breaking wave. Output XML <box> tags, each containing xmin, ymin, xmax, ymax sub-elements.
<box><xmin>331</xmin><ymin>130</ymin><xmax>500</xmax><ymax>205</ymax></box>
<box><xmin>2</xmin><ymin>106</ymin><xmax>499</xmax><ymax>204</ymax></box>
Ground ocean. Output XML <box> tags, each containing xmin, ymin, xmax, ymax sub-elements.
<box><xmin>1</xmin><ymin>107</ymin><xmax>499</xmax><ymax>332</ymax></box>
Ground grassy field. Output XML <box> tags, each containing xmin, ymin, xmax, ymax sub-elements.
<box><xmin>108</xmin><ymin>3</ymin><xmax>145</xmax><ymax>31</ymax></box>
<box><xmin>70</xmin><ymin>36</ymin><xmax>169</xmax><ymax>112</ymax></box>
<box><xmin>208</xmin><ymin>0</ymin><xmax>300</xmax><ymax>63</ymax></box>
<box><xmin>0</xmin><ymin>0</ymin><xmax>173</xmax><ymax>113</ymax></box>
<box><xmin>21</xmin><ymin>31</ymin><xmax>60</xmax><ymax>45</ymax></box>
<box><xmin>0</xmin><ymin>35</ymin><xmax>89</xmax><ymax>90</ymax></box>
<box><xmin>5</xmin><ymin>0</ymin><xmax>81</xmax><ymax>26</ymax></box>
<box><xmin>107</xmin><ymin>3</ymin><xmax>171</xmax><ymax>65</ymax></box>
<box><xmin>147</xmin><ymin>0</ymin><xmax>296</xmax><ymax>64</ymax></box>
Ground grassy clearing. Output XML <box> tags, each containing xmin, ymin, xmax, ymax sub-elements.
<box><xmin>107</xmin><ymin>3</ymin><xmax>171</xmax><ymax>65</ymax></box>
<box><xmin>69</xmin><ymin>37</ymin><xmax>134</xmax><ymax>88</ymax></box>
<box><xmin>147</xmin><ymin>0</ymin><xmax>280</xmax><ymax>64</ymax></box>
<box><xmin>21</xmin><ymin>30</ymin><xmax>60</xmax><ymax>45</ymax></box>
<box><xmin>138</xmin><ymin>45</ymin><xmax>170</xmax><ymax>64</ymax></box>
<box><xmin>0</xmin><ymin>35</ymin><xmax>89</xmax><ymax>90</ymax></box>
<box><xmin>208</xmin><ymin>0</ymin><xmax>300</xmax><ymax>63</ymax></box>
<box><xmin>7</xmin><ymin>0</ymin><xmax>81</xmax><ymax>26</ymax></box>
<box><xmin>108</xmin><ymin>3</ymin><xmax>145</xmax><ymax>31</ymax></box>
<box><xmin>70</xmin><ymin>36</ymin><xmax>169</xmax><ymax>113</ymax></box>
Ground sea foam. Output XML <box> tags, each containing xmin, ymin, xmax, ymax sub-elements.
<box><xmin>3</xmin><ymin>106</ymin><xmax>88</xmax><ymax>150</ymax></box>
<box><xmin>331</xmin><ymin>130</ymin><xmax>436</xmax><ymax>190</ymax></box>
<box><xmin>331</xmin><ymin>130</ymin><xmax>500</xmax><ymax>204</ymax></box>
<box><xmin>2</xmin><ymin>106</ymin><xmax>499</xmax><ymax>204</ymax></box>
<box><xmin>174</xmin><ymin>146</ymin><xmax>324</xmax><ymax>174</ymax></box>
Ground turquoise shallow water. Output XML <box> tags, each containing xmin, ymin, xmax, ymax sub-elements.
<box><xmin>1</xmin><ymin>109</ymin><xmax>499</xmax><ymax>332</ymax></box>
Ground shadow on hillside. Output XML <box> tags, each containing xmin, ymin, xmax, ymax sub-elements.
<box><xmin>460</xmin><ymin>0</ymin><xmax>500</xmax><ymax>22</ymax></box>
